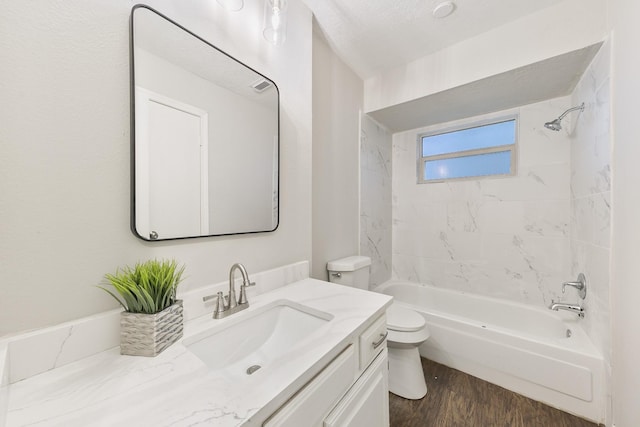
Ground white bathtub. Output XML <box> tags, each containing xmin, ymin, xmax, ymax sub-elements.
<box><xmin>375</xmin><ymin>280</ymin><xmax>605</xmax><ymax>423</ymax></box>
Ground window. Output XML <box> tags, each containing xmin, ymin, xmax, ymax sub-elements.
<box><xmin>418</xmin><ymin>117</ymin><xmax>517</xmax><ymax>183</ymax></box>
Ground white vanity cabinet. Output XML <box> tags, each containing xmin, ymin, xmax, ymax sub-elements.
<box><xmin>3</xmin><ymin>277</ymin><xmax>393</xmax><ymax>427</ymax></box>
<box><xmin>264</xmin><ymin>314</ymin><xmax>389</xmax><ymax>427</ymax></box>
<box><xmin>324</xmin><ymin>349</ymin><xmax>388</xmax><ymax>427</ymax></box>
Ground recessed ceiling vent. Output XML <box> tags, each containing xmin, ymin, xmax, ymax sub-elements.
<box><xmin>433</xmin><ymin>1</ymin><xmax>455</xmax><ymax>19</ymax></box>
<box><xmin>251</xmin><ymin>78</ymin><xmax>272</xmax><ymax>93</ymax></box>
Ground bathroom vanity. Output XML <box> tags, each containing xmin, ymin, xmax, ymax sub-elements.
<box><xmin>264</xmin><ymin>315</ymin><xmax>388</xmax><ymax>426</ymax></box>
<box><xmin>1</xmin><ymin>270</ymin><xmax>392</xmax><ymax>426</ymax></box>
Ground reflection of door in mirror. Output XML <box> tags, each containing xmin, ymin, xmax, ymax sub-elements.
<box><xmin>135</xmin><ymin>88</ymin><xmax>209</xmax><ymax>240</ymax></box>
<box><xmin>131</xmin><ymin>6</ymin><xmax>279</xmax><ymax>240</ymax></box>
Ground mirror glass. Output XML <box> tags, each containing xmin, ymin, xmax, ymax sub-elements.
<box><xmin>131</xmin><ymin>6</ymin><xmax>279</xmax><ymax>241</ymax></box>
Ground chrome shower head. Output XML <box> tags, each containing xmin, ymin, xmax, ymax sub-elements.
<box><xmin>544</xmin><ymin>118</ymin><xmax>563</xmax><ymax>131</ymax></box>
<box><xmin>544</xmin><ymin>103</ymin><xmax>585</xmax><ymax>132</ymax></box>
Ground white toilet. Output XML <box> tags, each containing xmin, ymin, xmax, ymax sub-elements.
<box><xmin>327</xmin><ymin>256</ymin><xmax>430</xmax><ymax>400</ymax></box>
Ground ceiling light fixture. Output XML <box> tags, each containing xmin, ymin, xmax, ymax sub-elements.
<box><xmin>432</xmin><ymin>1</ymin><xmax>455</xmax><ymax>19</ymax></box>
<box><xmin>263</xmin><ymin>0</ymin><xmax>288</xmax><ymax>46</ymax></box>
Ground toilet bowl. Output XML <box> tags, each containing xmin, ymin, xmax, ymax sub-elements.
<box><xmin>327</xmin><ymin>256</ymin><xmax>430</xmax><ymax>400</ymax></box>
<box><xmin>386</xmin><ymin>303</ymin><xmax>430</xmax><ymax>399</ymax></box>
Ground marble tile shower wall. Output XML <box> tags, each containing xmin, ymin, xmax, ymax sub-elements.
<box><xmin>392</xmin><ymin>98</ymin><xmax>576</xmax><ymax>307</ymax></box>
<box><xmin>570</xmin><ymin>40</ymin><xmax>611</xmax><ymax>363</ymax></box>
<box><xmin>360</xmin><ymin>114</ymin><xmax>393</xmax><ymax>287</ymax></box>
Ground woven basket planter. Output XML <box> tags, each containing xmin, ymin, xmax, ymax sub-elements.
<box><xmin>120</xmin><ymin>300</ymin><xmax>183</xmax><ymax>357</ymax></box>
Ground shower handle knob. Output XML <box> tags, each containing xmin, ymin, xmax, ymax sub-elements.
<box><xmin>562</xmin><ymin>273</ymin><xmax>587</xmax><ymax>299</ymax></box>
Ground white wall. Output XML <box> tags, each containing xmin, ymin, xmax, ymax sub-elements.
<box><xmin>569</xmin><ymin>40</ymin><xmax>612</xmax><ymax>387</ymax></box>
<box><xmin>364</xmin><ymin>0</ymin><xmax>607</xmax><ymax>114</ymax></box>
<box><xmin>391</xmin><ymin>99</ymin><xmax>573</xmax><ymax>306</ymax></box>
<box><xmin>360</xmin><ymin>115</ymin><xmax>392</xmax><ymax>287</ymax></box>
<box><xmin>0</xmin><ymin>0</ymin><xmax>312</xmax><ymax>336</ymax></box>
<box><xmin>311</xmin><ymin>27</ymin><xmax>363</xmax><ymax>280</ymax></box>
<box><xmin>609</xmin><ymin>1</ymin><xmax>640</xmax><ymax>425</ymax></box>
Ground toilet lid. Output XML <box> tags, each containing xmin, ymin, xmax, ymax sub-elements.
<box><xmin>386</xmin><ymin>303</ymin><xmax>426</xmax><ymax>332</ymax></box>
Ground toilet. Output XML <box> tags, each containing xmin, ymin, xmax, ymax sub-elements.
<box><xmin>327</xmin><ymin>256</ymin><xmax>430</xmax><ymax>400</ymax></box>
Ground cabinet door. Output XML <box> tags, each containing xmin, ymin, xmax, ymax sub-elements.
<box><xmin>264</xmin><ymin>346</ymin><xmax>356</xmax><ymax>427</ymax></box>
<box><xmin>324</xmin><ymin>349</ymin><xmax>389</xmax><ymax>427</ymax></box>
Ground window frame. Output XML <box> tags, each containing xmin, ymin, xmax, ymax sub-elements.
<box><xmin>417</xmin><ymin>114</ymin><xmax>519</xmax><ymax>184</ymax></box>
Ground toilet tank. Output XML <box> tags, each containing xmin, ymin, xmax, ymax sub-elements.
<box><xmin>326</xmin><ymin>256</ymin><xmax>371</xmax><ymax>290</ymax></box>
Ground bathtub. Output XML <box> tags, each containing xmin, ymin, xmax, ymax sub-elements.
<box><xmin>375</xmin><ymin>280</ymin><xmax>605</xmax><ymax>423</ymax></box>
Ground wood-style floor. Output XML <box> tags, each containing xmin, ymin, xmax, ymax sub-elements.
<box><xmin>389</xmin><ymin>358</ymin><xmax>602</xmax><ymax>427</ymax></box>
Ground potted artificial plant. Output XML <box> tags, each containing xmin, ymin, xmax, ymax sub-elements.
<box><xmin>100</xmin><ymin>259</ymin><xmax>185</xmax><ymax>357</ymax></box>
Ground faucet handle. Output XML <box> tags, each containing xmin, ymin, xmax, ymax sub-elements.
<box><xmin>238</xmin><ymin>285</ymin><xmax>248</xmax><ymax>305</ymax></box>
<box><xmin>202</xmin><ymin>294</ymin><xmax>217</xmax><ymax>302</ymax></box>
<box><xmin>562</xmin><ymin>273</ymin><xmax>587</xmax><ymax>299</ymax></box>
<box><xmin>237</xmin><ymin>280</ymin><xmax>257</xmax><ymax>305</ymax></box>
<box><xmin>203</xmin><ymin>291</ymin><xmax>228</xmax><ymax>318</ymax></box>
<box><xmin>562</xmin><ymin>282</ymin><xmax>582</xmax><ymax>292</ymax></box>
<box><xmin>215</xmin><ymin>292</ymin><xmax>229</xmax><ymax>313</ymax></box>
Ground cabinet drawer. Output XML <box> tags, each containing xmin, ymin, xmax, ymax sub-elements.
<box><xmin>264</xmin><ymin>345</ymin><xmax>356</xmax><ymax>427</ymax></box>
<box><xmin>358</xmin><ymin>314</ymin><xmax>387</xmax><ymax>370</ymax></box>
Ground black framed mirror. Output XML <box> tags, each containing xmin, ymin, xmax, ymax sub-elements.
<box><xmin>131</xmin><ymin>5</ymin><xmax>279</xmax><ymax>241</ymax></box>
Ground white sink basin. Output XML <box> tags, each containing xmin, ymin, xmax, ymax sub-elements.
<box><xmin>184</xmin><ymin>300</ymin><xmax>333</xmax><ymax>379</ymax></box>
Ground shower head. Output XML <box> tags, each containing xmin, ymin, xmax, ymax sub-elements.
<box><xmin>544</xmin><ymin>118</ymin><xmax>563</xmax><ymax>131</ymax></box>
<box><xmin>544</xmin><ymin>103</ymin><xmax>585</xmax><ymax>131</ymax></box>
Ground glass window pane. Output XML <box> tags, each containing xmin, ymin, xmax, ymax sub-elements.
<box><xmin>424</xmin><ymin>151</ymin><xmax>512</xmax><ymax>181</ymax></box>
<box><xmin>422</xmin><ymin>120</ymin><xmax>516</xmax><ymax>157</ymax></box>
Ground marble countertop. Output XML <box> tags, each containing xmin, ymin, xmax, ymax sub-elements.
<box><xmin>5</xmin><ymin>279</ymin><xmax>392</xmax><ymax>427</ymax></box>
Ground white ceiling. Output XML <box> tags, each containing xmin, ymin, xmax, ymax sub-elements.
<box><xmin>134</xmin><ymin>6</ymin><xmax>277</xmax><ymax>106</ymax></box>
<box><xmin>368</xmin><ymin>42</ymin><xmax>602</xmax><ymax>131</ymax></box>
<box><xmin>303</xmin><ymin>0</ymin><xmax>567</xmax><ymax>79</ymax></box>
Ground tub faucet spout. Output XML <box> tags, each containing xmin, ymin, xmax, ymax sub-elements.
<box><xmin>549</xmin><ymin>300</ymin><xmax>585</xmax><ymax>318</ymax></box>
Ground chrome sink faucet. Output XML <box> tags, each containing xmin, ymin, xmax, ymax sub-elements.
<box><xmin>202</xmin><ymin>263</ymin><xmax>255</xmax><ymax>319</ymax></box>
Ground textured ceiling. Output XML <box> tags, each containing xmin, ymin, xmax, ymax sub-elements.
<box><xmin>134</xmin><ymin>7</ymin><xmax>276</xmax><ymax>106</ymax></box>
<box><xmin>303</xmin><ymin>0</ymin><xmax>566</xmax><ymax>79</ymax></box>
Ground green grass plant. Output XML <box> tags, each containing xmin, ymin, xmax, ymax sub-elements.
<box><xmin>99</xmin><ymin>259</ymin><xmax>185</xmax><ymax>314</ymax></box>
